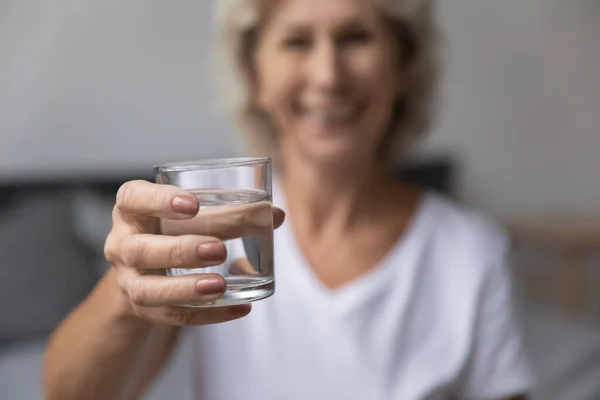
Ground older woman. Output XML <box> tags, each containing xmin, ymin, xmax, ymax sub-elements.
<box><xmin>44</xmin><ymin>0</ymin><xmax>533</xmax><ymax>399</ymax></box>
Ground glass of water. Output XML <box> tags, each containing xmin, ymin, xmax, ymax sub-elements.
<box><xmin>154</xmin><ymin>157</ymin><xmax>274</xmax><ymax>307</ymax></box>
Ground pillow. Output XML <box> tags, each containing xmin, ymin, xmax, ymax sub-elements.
<box><xmin>0</xmin><ymin>190</ymin><xmax>98</xmax><ymax>343</ymax></box>
<box><xmin>70</xmin><ymin>188</ymin><xmax>115</xmax><ymax>276</ymax></box>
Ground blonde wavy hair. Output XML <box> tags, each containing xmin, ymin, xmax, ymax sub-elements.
<box><xmin>213</xmin><ymin>0</ymin><xmax>441</xmax><ymax>169</ymax></box>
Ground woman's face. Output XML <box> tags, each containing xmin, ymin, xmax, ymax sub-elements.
<box><xmin>254</xmin><ymin>0</ymin><xmax>405</xmax><ymax>167</ymax></box>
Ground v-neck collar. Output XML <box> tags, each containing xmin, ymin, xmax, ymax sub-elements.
<box><xmin>274</xmin><ymin>178</ymin><xmax>437</xmax><ymax>316</ymax></box>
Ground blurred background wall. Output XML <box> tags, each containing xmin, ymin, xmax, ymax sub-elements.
<box><xmin>0</xmin><ymin>0</ymin><xmax>598</xmax><ymax>215</ymax></box>
<box><xmin>0</xmin><ymin>0</ymin><xmax>235</xmax><ymax>180</ymax></box>
<box><xmin>424</xmin><ymin>0</ymin><xmax>600</xmax><ymax>216</ymax></box>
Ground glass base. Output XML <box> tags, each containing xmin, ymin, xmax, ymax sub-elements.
<box><xmin>183</xmin><ymin>278</ymin><xmax>274</xmax><ymax>307</ymax></box>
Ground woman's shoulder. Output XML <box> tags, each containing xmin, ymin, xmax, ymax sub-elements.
<box><xmin>421</xmin><ymin>191</ymin><xmax>511</xmax><ymax>261</ymax></box>
<box><xmin>413</xmin><ymin>192</ymin><xmax>516</xmax><ymax>307</ymax></box>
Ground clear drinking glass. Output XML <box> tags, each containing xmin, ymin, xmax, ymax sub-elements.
<box><xmin>154</xmin><ymin>157</ymin><xmax>274</xmax><ymax>307</ymax></box>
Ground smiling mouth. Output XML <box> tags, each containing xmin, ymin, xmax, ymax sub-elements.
<box><xmin>298</xmin><ymin>103</ymin><xmax>362</xmax><ymax>126</ymax></box>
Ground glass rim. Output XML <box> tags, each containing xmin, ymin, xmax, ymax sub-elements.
<box><xmin>154</xmin><ymin>157</ymin><xmax>271</xmax><ymax>173</ymax></box>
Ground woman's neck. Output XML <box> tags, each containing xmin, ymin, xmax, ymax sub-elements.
<box><xmin>277</xmin><ymin>153</ymin><xmax>423</xmax><ymax>290</ymax></box>
<box><xmin>280</xmin><ymin>157</ymin><xmax>406</xmax><ymax>237</ymax></box>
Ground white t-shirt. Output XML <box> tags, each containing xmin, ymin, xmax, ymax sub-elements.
<box><xmin>190</xmin><ymin>182</ymin><xmax>534</xmax><ymax>400</ymax></box>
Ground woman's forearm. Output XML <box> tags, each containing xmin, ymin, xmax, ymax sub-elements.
<box><xmin>43</xmin><ymin>269</ymin><xmax>182</xmax><ymax>400</ymax></box>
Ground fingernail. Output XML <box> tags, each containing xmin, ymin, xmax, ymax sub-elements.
<box><xmin>196</xmin><ymin>277</ymin><xmax>225</xmax><ymax>295</ymax></box>
<box><xmin>172</xmin><ymin>195</ymin><xmax>198</xmax><ymax>214</ymax></box>
<box><xmin>198</xmin><ymin>241</ymin><xmax>226</xmax><ymax>260</ymax></box>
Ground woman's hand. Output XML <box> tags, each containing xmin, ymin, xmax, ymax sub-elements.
<box><xmin>103</xmin><ymin>180</ymin><xmax>284</xmax><ymax>326</ymax></box>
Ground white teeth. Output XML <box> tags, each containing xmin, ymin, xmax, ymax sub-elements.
<box><xmin>306</xmin><ymin>105</ymin><xmax>355</xmax><ymax>123</ymax></box>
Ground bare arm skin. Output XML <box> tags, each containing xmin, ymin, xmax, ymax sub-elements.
<box><xmin>44</xmin><ymin>268</ymin><xmax>182</xmax><ymax>400</ymax></box>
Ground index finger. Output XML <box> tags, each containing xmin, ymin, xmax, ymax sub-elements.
<box><xmin>161</xmin><ymin>201</ymin><xmax>285</xmax><ymax>240</ymax></box>
<box><xmin>116</xmin><ymin>180</ymin><xmax>199</xmax><ymax>220</ymax></box>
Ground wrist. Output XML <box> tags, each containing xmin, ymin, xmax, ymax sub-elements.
<box><xmin>101</xmin><ymin>268</ymin><xmax>151</xmax><ymax>328</ymax></box>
